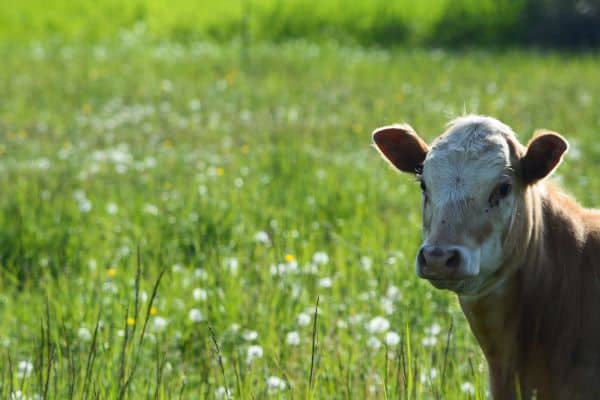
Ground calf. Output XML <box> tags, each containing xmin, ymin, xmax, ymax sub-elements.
<box><xmin>372</xmin><ymin>115</ymin><xmax>600</xmax><ymax>399</ymax></box>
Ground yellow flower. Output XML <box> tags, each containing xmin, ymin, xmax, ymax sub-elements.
<box><xmin>215</xmin><ymin>167</ymin><xmax>225</xmax><ymax>177</ymax></box>
<box><xmin>285</xmin><ymin>254</ymin><xmax>296</xmax><ymax>263</ymax></box>
<box><xmin>241</xmin><ymin>144</ymin><xmax>250</xmax><ymax>154</ymax></box>
<box><xmin>150</xmin><ymin>306</ymin><xmax>158</xmax><ymax>316</ymax></box>
<box><xmin>82</xmin><ymin>103</ymin><xmax>92</xmax><ymax>114</ymax></box>
<box><xmin>107</xmin><ymin>268</ymin><xmax>117</xmax><ymax>278</ymax></box>
<box><xmin>127</xmin><ymin>317</ymin><xmax>135</xmax><ymax>326</ymax></box>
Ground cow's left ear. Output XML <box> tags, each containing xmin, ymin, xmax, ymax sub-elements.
<box><xmin>521</xmin><ymin>130</ymin><xmax>568</xmax><ymax>185</ymax></box>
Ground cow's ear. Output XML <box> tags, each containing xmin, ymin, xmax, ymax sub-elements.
<box><xmin>521</xmin><ymin>130</ymin><xmax>568</xmax><ymax>184</ymax></box>
<box><xmin>372</xmin><ymin>124</ymin><xmax>429</xmax><ymax>174</ymax></box>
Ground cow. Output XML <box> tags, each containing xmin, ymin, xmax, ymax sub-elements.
<box><xmin>372</xmin><ymin>115</ymin><xmax>600</xmax><ymax>399</ymax></box>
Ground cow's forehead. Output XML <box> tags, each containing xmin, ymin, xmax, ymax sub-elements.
<box><xmin>422</xmin><ymin>117</ymin><xmax>515</xmax><ymax>202</ymax></box>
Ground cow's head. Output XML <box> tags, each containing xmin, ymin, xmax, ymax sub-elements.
<box><xmin>373</xmin><ymin>115</ymin><xmax>568</xmax><ymax>296</ymax></box>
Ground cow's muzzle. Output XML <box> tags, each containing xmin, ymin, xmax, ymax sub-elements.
<box><xmin>416</xmin><ymin>244</ymin><xmax>477</xmax><ymax>280</ymax></box>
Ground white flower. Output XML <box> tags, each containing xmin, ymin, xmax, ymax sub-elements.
<box><xmin>366</xmin><ymin>316</ymin><xmax>390</xmax><ymax>334</ymax></box>
<box><xmin>312</xmin><ymin>251</ymin><xmax>329</xmax><ymax>265</ymax></box>
<box><xmin>143</xmin><ymin>203</ymin><xmax>159</xmax><ymax>215</ymax></box>
<box><xmin>427</xmin><ymin>323</ymin><xmax>442</xmax><ymax>336</ymax></box>
<box><xmin>254</xmin><ymin>231</ymin><xmax>270</xmax><ymax>244</ymax></box>
<box><xmin>336</xmin><ymin>319</ymin><xmax>348</xmax><ymax>329</ymax></box>
<box><xmin>246</xmin><ymin>345</ymin><xmax>263</xmax><ymax>364</ymax></box>
<box><xmin>242</xmin><ymin>330</ymin><xmax>258</xmax><ymax>341</ymax></box>
<box><xmin>10</xmin><ymin>391</ymin><xmax>24</xmax><ymax>400</ymax></box>
<box><xmin>153</xmin><ymin>316</ymin><xmax>168</xmax><ymax>332</ymax></box>
<box><xmin>215</xmin><ymin>386</ymin><xmax>233</xmax><ymax>399</ymax></box>
<box><xmin>17</xmin><ymin>360</ymin><xmax>33</xmax><ymax>379</ymax></box>
<box><xmin>266</xmin><ymin>376</ymin><xmax>286</xmax><ymax>393</ymax></box>
<box><xmin>384</xmin><ymin>331</ymin><xmax>401</xmax><ymax>346</ymax></box>
<box><xmin>386</xmin><ymin>285</ymin><xmax>401</xmax><ymax>300</ymax></box>
<box><xmin>422</xmin><ymin>336</ymin><xmax>438</xmax><ymax>347</ymax></box>
<box><xmin>461</xmin><ymin>381</ymin><xmax>475</xmax><ymax>395</ymax></box>
<box><xmin>381</xmin><ymin>298</ymin><xmax>395</xmax><ymax>315</ymax></box>
<box><xmin>225</xmin><ymin>258</ymin><xmax>239</xmax><ymax>274</ymax></box>
<box><xmin>367</xmin><ymin>336</ymin><xmax>381</xmax><ymax>350</ymax></box>
<box><xmin>420</xmin><ymin>368</ymin><xmax>438</xmax><ymax>384</ymax></box>
<box><xmin>193</xmin><ymin>288</ymin><xmax>207</xmax><ymax>301</ymax></box>
<box><xmin>297</xmin><ymin>312</ymin><xmax>311</xmax><ymax>326</ymax></box>
<box><xmin>77</xmin><ymin>327</ymin><xmax>92</xmax><ymax>342</ymax></box>
<box><xmin>360</xmin><ymin>256</ymin><xmax>372</xmax><ymax>271</ymax></box>
<box><xmin>286</xmin><ymin>331</ymin><xmax>300</xmax><ymax>346</ymax></box>
<box><xmin>188</xmin><ymin>308</ymin><xmax>204</xmax><ymax>323</ymax></box>
<box><xmin>318</xmin><ymin>277</ymin><xmax>333</xmax><ymax>288</ymax></box>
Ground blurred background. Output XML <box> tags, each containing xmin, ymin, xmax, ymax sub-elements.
<box><xmin>3</xmin><ymin>0</ymin><xmax>600</xmax><ymax>47</ymax></box>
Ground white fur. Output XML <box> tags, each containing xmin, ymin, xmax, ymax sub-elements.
<box><xmin>421</xmin><ymin>116</ymin><xmax>518</xmax><ymax>287</ymax></box>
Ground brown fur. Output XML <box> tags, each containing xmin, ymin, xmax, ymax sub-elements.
<box><xmin>461</xmin><ymin>179</ymin><xmax>600</xmax><ymax>399</ymax></box>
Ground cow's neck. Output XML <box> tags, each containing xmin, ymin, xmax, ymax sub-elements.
<box><xmin>458</xmin><ymin>183</ymin><xmax>548</xmax><ymax>397</ymax></box>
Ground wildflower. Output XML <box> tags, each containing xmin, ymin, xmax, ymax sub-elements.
<box><xmin>286</xmin><ymin>331</ymin><xmax>300</xmax><ymax>346</ymax></box>
<box><xmin>215</xmin><ymin>167</ymin><xmax>225</xmax><ymax>176</ymax></box>
<box><xmin>149</xmin><ymin>306</ymin><xmax>158</xmax><ymax>316</ymax></box>
<box><xmin>215</xmin><ymin>386</ymin><xmax>233</xmax><ymax>399</ymax></box>
<box><xmin>297</xmin><ymin>312</ymin><xmax>311</xmax><ymax>326</ymax></box>
<box><xmin>384</xmin><ymin>331</ymin><xmax>401</xmax><ymax>346</ymax></box>
<box><xmin>127</xmin><ymin>317</ymin><xmax>135</xmax><ymax>326</ymax></box>
<box><xmin>107</xmin><ymin>268</ymin><xmax>117</xmax><ymax>278</ymax></box>
<box><xmin>143</xmin><ymin>203</ymin><xmax>159</xmax><ymax>215</ymax></box>
<box><xmin>78</xmin><ymin>327</ymin><xmax>92</xmax><ymax>342</ymax></box>
<box><xmin>193</xmin><ymin>288</ymin><xmax>207</xmax><ymax>301</ymax></box>
<box><xmin>367</xmin><ymin>336</ymin><xmax>381</xmax><ymax>350</ymax></box>
<box><xmin>461</xmin><ymin>382</ymin><xmax>475</xmax><ymax>395</ymax></box>
<box><xmin>266</xmin><ymin>376</ymin><xmax>286</xmax><ymax>393</ymax></box>
<box><xmin>360</xmin><ymin>256</ymin><xmax>373</xmax><ymax>271</ymax></box>
<box><xmin>420</xmin><ymin>368</ymin><xmax>438</xmax><ymax>384</ymax></box>
<box><xmin>386</xmin><ymin>285</ymin><xmax>401</xmax><ymax>300</ymax></box>
<box><xmin>381</xmin><ymin>298</ymin><xmax>394</xmax><ymax>315</ymax></box>
<box><xmin>427</xmin><ymin>323</ymin><xmax>442</xmax><ymax>336</ymax></box>
<box><xmin>242</xmin><ymin>330</ymin><xmax>258</xmax><ymax>341</ymax></box>
<box><xmin>312</xmin><ymin>251</ymin><xmax>329</xmax><ymax>265</ymax></box>
<box><xmin>422</xmin><ymin>336</ymin><xmax>438</xmax><ymax>347</ymax></box>
<box><xmin>284</xmin><ymin>254</ymin><xmax>295</xmax><ymax>263</ymax></box>
<box><xmin>254</xmin><ymin>231</ymin><xmax>270</xmax><ymax>244</ymax></box>
<box><xmin>366</xmin><ymin>316</ymin><xmax>390</xmax><ymax>334</ymax></box>
<box><xmin>17</xmin><ymin>360</ymin><xmax>33</xmax><ymax>378</ymax></box>
<box><xmin>106</xmin><ymin>202</ymin><xmax>118</xmax><ymax>215</ymax></box>
<box><xmin>318</xmin><ymin>277</ymin><xmax>333</xmax><ymax>288</ymax></box>
<box><xmin>225</xmin><ymin>258</ymin><xmax>239</xmax><ymax>274</ymax></box>
<box><xmin>153</xmin><ymin>316</ymin><xmax>168</xmax><ymax>332</ymax></box>
<box><xmin>188</xmin><ymin>308</ymin><xmax>204</xmax><ymax>323</ymax></box>
<box><xmin>246</xmin><ymin>345</ymin><xmax>263</xmax><ymax>364</ymax></box>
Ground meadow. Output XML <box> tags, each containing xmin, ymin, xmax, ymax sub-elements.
<box><xmin>3</xmin><ymin>5</ymin><xmax>600</xmax><ymax>400</ymax></box>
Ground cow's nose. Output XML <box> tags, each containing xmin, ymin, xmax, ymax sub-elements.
<box><xmin>418</xmin><ymin>245</ymin><xmax>462</xmax><ymax>274</ymax></box>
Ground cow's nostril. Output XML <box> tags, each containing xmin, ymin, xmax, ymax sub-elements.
<box><xmin>446</xmin><ymin>251</ymin><xmax>461</xmax><ymax>269</ymax></box>
<box><xmin>418</xmin><ymin>248</ymin><xmax>427</xmax><ymax>266</ymax></box>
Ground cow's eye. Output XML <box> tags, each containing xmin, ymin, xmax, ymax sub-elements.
<box><xmin>489</xmin><ymin>182</ymin><xmax>512</xmax><ymax>206</ymax></box>
<box><xmin>498</xmin><ymin>182</ymin><xmax>511</xmax><ymax>198</ymax></box>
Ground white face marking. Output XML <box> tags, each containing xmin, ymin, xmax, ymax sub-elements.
<box><xmin>419</xmin><ymin>116</ymin><xmax>518</xmax><ymax>292</ymax></box>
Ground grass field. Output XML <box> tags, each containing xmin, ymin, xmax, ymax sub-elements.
<box><xmin>2</xmin><ymin>9</ymin><xmax>600</xmax><ymax>400</ymax></box>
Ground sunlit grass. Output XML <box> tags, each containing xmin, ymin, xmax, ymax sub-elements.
<box><xmin>1</xmin><ymin>29</ymin><xmax>600</xmax><ymax>398</ymax></box>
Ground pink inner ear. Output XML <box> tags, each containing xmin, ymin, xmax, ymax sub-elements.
<box><xmin>373</xmin><ymin>126</ymin><xmax>428</xmax><ymax>174</ymax></box>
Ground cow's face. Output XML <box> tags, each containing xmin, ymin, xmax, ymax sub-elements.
<box><xmin>373</xmin><ymin>116</ymin><xmax>567</xmax><ymax>296</ymax></box>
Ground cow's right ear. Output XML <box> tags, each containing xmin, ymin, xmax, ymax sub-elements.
<box><xmin>372</xmin><ymin>124</ymin><xmax>429</xmax><ymax>174</ymax></box>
